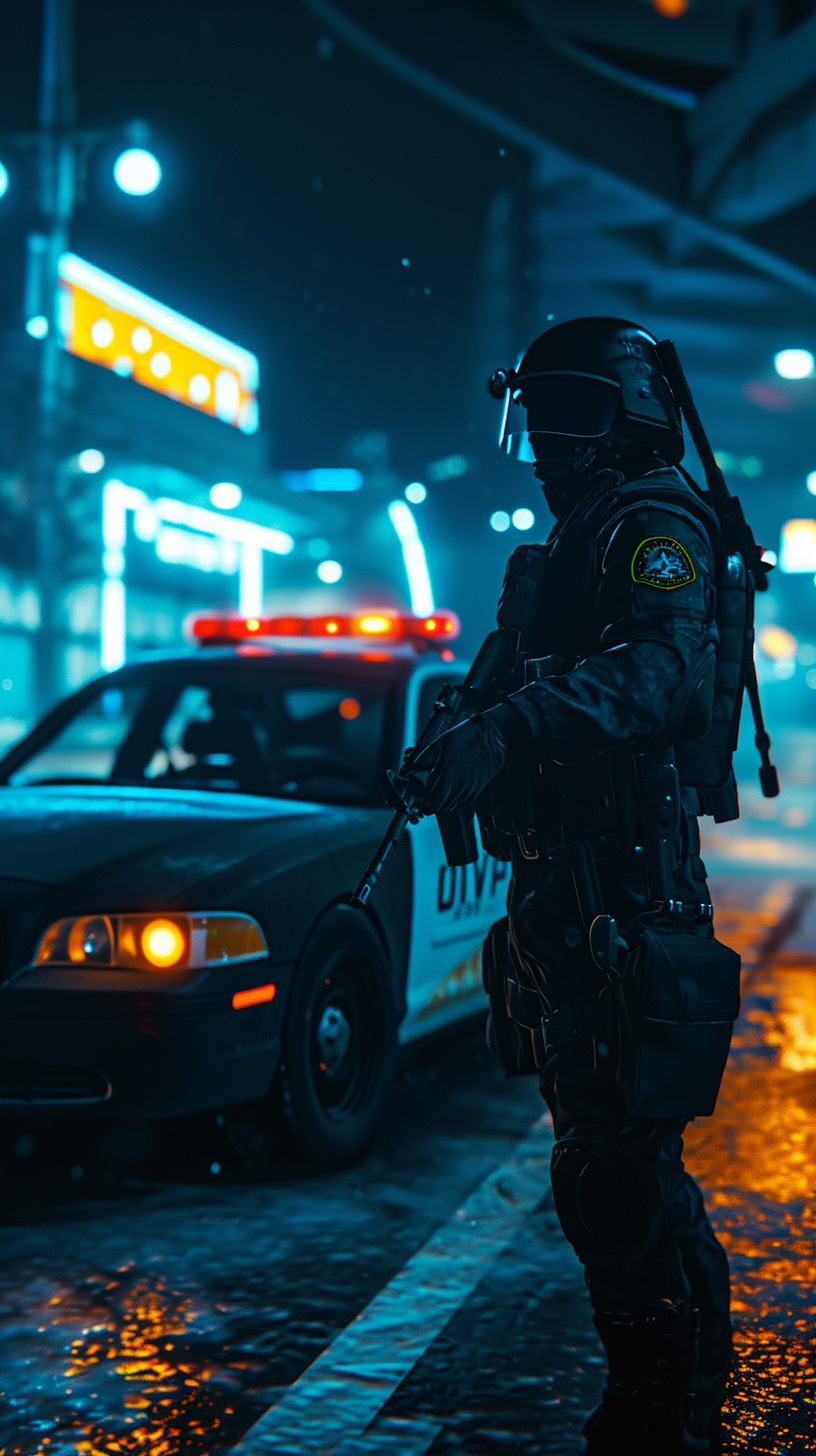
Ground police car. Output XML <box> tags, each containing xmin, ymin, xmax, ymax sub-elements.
<box><xmin>0</xmin><ymin>610</ymin><xmax>508</xmax><ymax>1167</ymax></box>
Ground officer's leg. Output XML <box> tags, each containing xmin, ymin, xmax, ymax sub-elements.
<box><xmin>512</xmin><ymin>876</ymin><xmax>729</xmax><ymax>1450</ymax></box>
<box><xmin>677</xmin><ymin>1172</ymin><xmax>732</xmax><ymax>1445</ymax></box>
<box><xmin>548</xmin><ymin>1116</ymin><xmax>702</xmax><ymax>1453</ymax></box>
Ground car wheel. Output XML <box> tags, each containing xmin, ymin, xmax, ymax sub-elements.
<box><xmin>276</xmin><ymin>905</ymin><xmax>398</xmax><ymax>1170</ymax></box>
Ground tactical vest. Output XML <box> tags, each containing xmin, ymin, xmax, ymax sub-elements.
<box><xmin>478</xmin><ymin>468</ymin><xmax>745</xmax><ymax>861</ymax></box>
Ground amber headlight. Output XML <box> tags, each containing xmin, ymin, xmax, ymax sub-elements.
<box><xmin>34</xmin><ymin>912</ymin><xmax>267</xmax><ymax>972</ymax></box>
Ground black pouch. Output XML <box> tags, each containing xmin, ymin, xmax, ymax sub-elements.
<box><xmin>482</xmin><ymin>918</ymin><xmax>541</xmax><ymax>1078</ymax></box>
<box><xmin>616</xmin><ymin>922</ymin><xmax>740</xmax><ymax>1118</ymax></box>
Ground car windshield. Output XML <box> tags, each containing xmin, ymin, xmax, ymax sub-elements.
<box><xmin>3</xmin><ymin>663</ymin><xmax>401</xmax><ymax>806</ymax></box>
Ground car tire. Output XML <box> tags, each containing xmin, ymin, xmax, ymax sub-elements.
<box><xmin>275</xmin><ymin>905</ymin><xmax>398</xmax><ymax>1170</ymax></box>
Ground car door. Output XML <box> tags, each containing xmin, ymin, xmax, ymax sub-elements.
<box><xmin>398</xmin><ymin>664</ymin><xmax>510</xmax><ymax>1042</ymax></box>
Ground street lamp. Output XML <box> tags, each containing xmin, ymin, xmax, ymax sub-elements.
<box><xmin>20</xmin><ymin>0</ymin><xmax>163</xmax><ymax>712</ymax></box>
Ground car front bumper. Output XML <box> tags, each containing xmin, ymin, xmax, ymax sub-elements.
<box><xmin>0</xmin><ymin>962</ymin><xmax>294</xmax><ymax>1120</ymax></box>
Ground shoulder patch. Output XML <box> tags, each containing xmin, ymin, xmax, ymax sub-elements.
<box><xmin>632</xmin><ymin>536</ymin><xmax>695</xmax><ymax>590</ymax></box>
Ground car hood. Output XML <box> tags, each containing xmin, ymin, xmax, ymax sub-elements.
<box><xmin>0</xmin><ymin>784</ymin><xmax>335</xmax><ymax>894</ymax></box>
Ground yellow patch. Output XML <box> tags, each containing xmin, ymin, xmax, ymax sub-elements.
<box><xmin>632</xmin><ymin>536</ymin><xmax>695</xmax><ymax>590</ymax></box>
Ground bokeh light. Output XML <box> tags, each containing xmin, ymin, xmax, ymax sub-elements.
<box><xmin>317</xmin><ymin>560</ymin><xmax>343</xmax><ymax>583</ymax></box>
<box><xmin>512</xmin><ymin>508</ymin><xmax>535</xmax><ymax>531</ymax></box>
<box><xmin>405</xmin><ymin>482</ymin><xmax>427</xmax><ymax>504</ymax></box>
<box><xmin>78</xmin><ymin>449</ymin><xmax>105</xmax><ymax>474</ymax></box>
<box><xmin>210</xmin><ymin>482</ymin><xmax>242</xmax><ymax>510</ymax></box>
<box><xmin>490</xmin><ymin>511</ymin><xmax>510</xmax><ymax>532</ymax></box>
<box><xmin>758</xmin><ymin>625</ymin><xmax>798</xmax><ymax>661</ymax></box>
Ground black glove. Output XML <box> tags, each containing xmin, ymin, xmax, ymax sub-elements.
<box><xmin>409</xmin><ymin>711</ymin><xmax>507</xmax><ymax>815</ymax></box>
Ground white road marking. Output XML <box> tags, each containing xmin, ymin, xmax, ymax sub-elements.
<box><xmin>231</xmin><ymin>1117</ymin><xmax>553</xmax><ymax>1455</ymax></box>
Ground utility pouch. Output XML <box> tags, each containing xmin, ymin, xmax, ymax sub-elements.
<box><xmin>615</xmin><ymin>921</ymin><xmax>740</xmax><ymax>1117</ymax></box>
<box><xmin>675</xmin><ymin>553</ymin><xmax>749</xmax><ymax>793</ymax></box>
<box><xmin>482</xmin><ymin>917</ymin><xmax>542</xmax><ymax>1078</ymax></box>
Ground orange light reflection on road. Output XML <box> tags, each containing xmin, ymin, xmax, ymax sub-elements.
<box><xmin>684</xmin><ymin>913</ymin><xmax>816</xmax><ymax>1451</ymax></box>
<box><xmin>21</xmin><ymin>1276</ymin><xmax>245</xmax><ymax>1456</ymax></box>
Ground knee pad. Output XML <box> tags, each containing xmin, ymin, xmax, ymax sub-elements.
<box><xmin>550</xmin><ymin>1136</ymin><xmax>666</xmax><ymax>1261</ymax></box>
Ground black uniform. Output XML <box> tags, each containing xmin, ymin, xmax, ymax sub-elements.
<box><xmin>479</xmin><ymin>465</ymin><xmax>732</xmax><ymax>1445</ymax></box>
<box><xmin>408</xmin><ymin>317</ymin><xmax>756</xmax><ymax>1453</ymax></box>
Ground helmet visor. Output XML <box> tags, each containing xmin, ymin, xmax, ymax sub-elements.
<box><xmin>500</xmin><ymin>371</ymin><xmax>621</xmax><ymax>459</ymax></box>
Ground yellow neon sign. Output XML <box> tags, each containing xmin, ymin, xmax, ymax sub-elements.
<box><xmin>57</xmin><ymin>253</ymin><xmax>258</xmax><ymax>432</ymax></box>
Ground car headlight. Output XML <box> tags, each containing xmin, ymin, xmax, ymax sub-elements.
<box><xmin>34</xmin><ymin>912</ymin><xmax>268</xmax><ymax>972</ymax></box>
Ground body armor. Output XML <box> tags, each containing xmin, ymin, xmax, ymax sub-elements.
<box><xmin>477</xmin><ymin>465</ymin><xmax>743</xmax><ymax>868</ymax></box>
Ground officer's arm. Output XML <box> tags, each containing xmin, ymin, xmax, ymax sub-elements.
<box><xmin>489</xmin><ymin>508</ymin><xmax>717</xmax><ymax>763</ymax></box>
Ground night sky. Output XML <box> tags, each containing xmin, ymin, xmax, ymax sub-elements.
<box><xmin>0</xmin><ymin>1</ymin><xmax>518</xmax><ymax>478</ymax></box>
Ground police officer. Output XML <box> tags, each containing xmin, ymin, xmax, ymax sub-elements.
<box><xmin>410</xmin><ymin>318</ymin><xmax>733</xmax><ymax>1454</ymax></box>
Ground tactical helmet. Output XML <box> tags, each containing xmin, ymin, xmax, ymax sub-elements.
<box><xmin>489</xmin><ymin>317</ymin><xmax>684</xmax><ymax>465</ymax></box>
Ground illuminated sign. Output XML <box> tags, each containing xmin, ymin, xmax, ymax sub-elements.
<box><xmin>101</xmin><ymin>480</ymin><xmax>294</xmax><ymax>671</ymax></box>
<box><xmin>57</xmin><ymin>254</ymin><xmax>259</xmax><ymax>433</ymax></box>
<box><xmin>387</xmin><ymin>500</ymin><xmax>434</xmax><ymax>615</ymax></box>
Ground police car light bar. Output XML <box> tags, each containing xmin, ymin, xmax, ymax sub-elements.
<box><xmin>190</xmin><ymin>609</ymin><xmax>461</xmax><ymax>644</ymax></box>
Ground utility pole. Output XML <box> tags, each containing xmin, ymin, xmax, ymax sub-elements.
<box><xmin>32</xmin><ymin>0</ymin><xmax>76</xmax><ymax>714</ymax></box>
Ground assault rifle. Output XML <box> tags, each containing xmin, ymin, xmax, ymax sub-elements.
<box><xmin>351</xmin><ymin>627</ymin><xmax>517</xmax><ymax>908</ymax></box>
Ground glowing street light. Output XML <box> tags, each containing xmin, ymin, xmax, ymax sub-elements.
<box><xmin>774</xmin><ymin>349</ymin><xmax>815</xmax><ymax>380</ymax></box>
<box><xmin>113</xmin><ymin>148</ymin><xmax>162</xmax><ymax>196</ymax></box>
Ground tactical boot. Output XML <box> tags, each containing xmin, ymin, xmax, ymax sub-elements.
<box><xmin>582</xmin><ymin>1299</ymin><xmax>698</xmax><ymax>1455</ymax></box>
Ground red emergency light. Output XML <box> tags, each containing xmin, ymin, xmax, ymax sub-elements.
<box><xmin>190</xmin><ymin>609</ymin><xmax>461</xmax><ymax>646</ymax></box>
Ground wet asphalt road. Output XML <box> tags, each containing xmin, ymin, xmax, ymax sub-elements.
<box><xmin>2</xmin><ymin>854</ymin><xmax>816</xmax><ymax>1452</ymax></box>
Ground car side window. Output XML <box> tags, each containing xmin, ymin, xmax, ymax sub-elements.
<box><xmin>415</xmin><ymin>673</ymin><xmax>465</xmax><ymax>740</ymax></box>
<box><xmin>5</xmin><ymin>669</ymin><xmax>398</xmax><ymax>806</ymax></box>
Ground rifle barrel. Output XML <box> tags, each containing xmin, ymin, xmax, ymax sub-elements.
<box><xmin>351</xmin><ymin>808</ymin><xmax>411</xmax><ymax>908</ymax></box>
